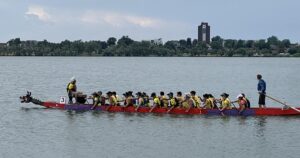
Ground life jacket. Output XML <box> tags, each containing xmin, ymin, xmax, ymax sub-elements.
<box><xmin>182</xmin><ymin>99</ymin><xmax>195</xmax><ymax>109</ymax></box>
<box><xmin>221</xmin><ymin>98</ymin><xmax>232</xmax><ymax>109</ymax></box>
<box><xmin>110</xmin><ymin>95</ymin><xmax>118</xmax><ymax>105</ymax></box>
<box><xmin>93</xmin><ymin>96</ymin><xmax>100</xmax><ymax>105</ymax></box>
<box><xmin>205</xmin><ymin>99</ymin><xmax>213</xmax><ymax>109</ymax></box>
<box><xmin>160</xmin><ymin>96</ymin><xmax>169</xmax><ymax>107</ymax></box>
<box><xmin>170</xmin><ymin>98</ymin><xmax>177</xmax><ymax>107</ymax></box>
<box><xmin>192</xmin><ymin>96</ymin><xmax>201</xmax><ymax>108</ymax></box>
<box><xmin>176</xmin><ymin>96</ymin><xmax>184</xmax><ymax>106</ymax></box>
<box><xmin>66</xmin><ymin>82</ymin><xmax>76</xmax><ymax>92</ymax></box>
<box><xmin>126</xmin><ymin>96</ymin><xmax>134</xmax><ymax>106</ymax></box>
<box><xmin>208</xmin><ymin>97</ymin><xmax>216</xmax><ymax>109</ymax></box>
<box><xmin>153</xmin><ymin>97</ymin><xmax>161</xmax><ymax>107</ymax></box>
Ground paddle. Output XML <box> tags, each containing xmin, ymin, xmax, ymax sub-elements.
<box><xmin>167</xmin><ymin>106</ymin><xmax>174</xmax><ymax>113</ymax></box>
<box><xmin>264</xmin><ymin>94</ymin><xmax>300</xmax><ymax>113</ymax></box>
<box><xmin>215</xmin><ymin>99</ymin><xmax>225</xmax><ymax>116</ymax></box>
<box><xmin>231</xmin><ymin>102</ymin><xmax>242</xmax><ymax>115</ymax></box>
<box><xmin>149</xmin><ymin>104</ymin><xmax>157</xmax><ymax>112</ymax></box>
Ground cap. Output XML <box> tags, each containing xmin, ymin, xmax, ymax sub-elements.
<box><xmin>185</xmin><ymin>93</ymin><xmax>191</xmax><ymax>98</ymax></box>
<box><xmin>236</xmin><ymin>94</ymin><xmax>243</xmax><ymax>99</ymax></box>
<box><xmin>70</xmin><ymin>76</ymin><xmax>76</xmax><ymax>82</ymax></box>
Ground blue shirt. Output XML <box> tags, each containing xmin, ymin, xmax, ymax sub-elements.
<box><xmin>257</xmin><ymin>79</ymin><xmax>266</xmax><ymax>93</ymax></box>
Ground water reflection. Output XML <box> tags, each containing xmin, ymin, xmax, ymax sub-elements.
<box><xmin>255</xmin><ymin>116</ymin><xmax>267</xmax><ymax>137</ymax></box>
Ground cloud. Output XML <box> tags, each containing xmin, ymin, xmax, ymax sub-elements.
<box><xmin>80</xmin><ymin>11</ymin><xmax>163</xmax><ymax>28</ymax></box>
<box><xmin>25</xmin><ymin>5</ymin><xmax>53</xmax><ymax>22</ymax></box>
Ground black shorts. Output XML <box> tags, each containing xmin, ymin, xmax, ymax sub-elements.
<box><xmin>259</xmin><ymin>93</ymin><xmax>265</xmax><ymax>105</ymax></box>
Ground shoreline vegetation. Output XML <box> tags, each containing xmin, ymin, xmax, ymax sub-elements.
<box><xmin>1</xmin><ymin>36</ymin><xmax>300</xmax><ymax>57</ymax></box>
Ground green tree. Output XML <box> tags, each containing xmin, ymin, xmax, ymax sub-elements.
<box><xmin>107</xmin><ymin>37</ymin><xmax>117</xmax><ymax>46</ymax></box>
<box><xmin>211</xmin><ymin>36</ymin><xmax>223</xmax><ymax>50</ymax></box>
<box><xmin>267</xmin><ymin>36</ymin><xmax>279</xmax><ymax>45</ymax></box>
<box><xmin>117</xmin><ymin>36</ymin><xmax>134</xmax><ymax>46</ymax></box>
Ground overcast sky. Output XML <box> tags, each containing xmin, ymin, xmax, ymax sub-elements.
<box><xmin>0</xmin><ymin>0</ymin><xmax>299</xmax><ymax>43</ymax></box>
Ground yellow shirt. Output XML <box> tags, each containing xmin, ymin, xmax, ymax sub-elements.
<box><xmin>153</xmin><ymin>97</ymin><xmax>161</xmax><ymax>106</ymax></box>
<box><xmin>182</xmin><ymin>101</ymin><xmax>189</xmax><ymax>109</ymax></box>
<box><xmin>67</xmin><ymin>83</ymin><xmax>75</xmax><ymax>91</ymax></box>
<box><xmin>161</xmin><ymin>96</ymin><xmax>169</xmax><ymax>107</ymax></box>
<box><xmin>192</xmin><ymin>96</ymin><xmax>201</xmax><ymax>108</ymax></box>
<box><xmin>170</xmin><ymin>98</ymin><xmax>176</xmax><ymax>107</ymax></box>
<box><xmin>221</xmin><ymin>98</ymin><xmax>232</xmax><ymax>109</ymax></box>
<box><xmin>204</xmin><ymin>99</ymin><xmax>212</xmax><ymax>109</ymax></box>
<box><xmin>110</xmin><ymin>95</ymin><xmax>118</xmax><ymax>105</ymax></box>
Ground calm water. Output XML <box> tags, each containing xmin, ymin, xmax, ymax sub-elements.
<box><xmin>0</xmin><ymin>57</ymin><xmax>300</xmax><ymax>158</ymax></box>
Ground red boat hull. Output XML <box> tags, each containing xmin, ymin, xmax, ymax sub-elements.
<box><xmin>33</xmin><ymin>101</ymin><xmax>300</xmax><ymax>116</ymax></box>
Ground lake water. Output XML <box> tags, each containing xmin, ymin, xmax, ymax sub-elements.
<box><xmin>0</xmin><ymin>57</ymin><xmax>300</xmax><ymax>158</ymax></box>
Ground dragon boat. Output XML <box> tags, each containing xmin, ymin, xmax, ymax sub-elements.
<box><xmin>20</xmin><ymin>92</ymin><xmax>300</xmax><ymax>116</ymax></box>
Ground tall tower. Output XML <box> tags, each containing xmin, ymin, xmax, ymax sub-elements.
<box><xmin>198</xmin><ymin>22</ymin><xmax>210</xmax><ymax>43</ymax></box>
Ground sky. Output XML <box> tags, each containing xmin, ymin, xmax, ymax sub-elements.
<box><xmin>0</xmin><ymin>0</ymin><xmax>299</xmax><ymax>43</ymax></box>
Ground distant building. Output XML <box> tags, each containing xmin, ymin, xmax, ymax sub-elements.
<box><xmin>150</xmin><ymin>38</ymin><xmax>163</xmax><ymax>45</ymax></box>
<box><xmin>198</xmin><ymin>22</ymin><xmax>210</xmax><ymax>44</ymax></box>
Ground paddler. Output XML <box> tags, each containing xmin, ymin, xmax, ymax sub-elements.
<box><xmin>136</xmin><ymin>92</ymin><xmax>144</xmax><ymax>106</ymax></box>
<box><xmin>112</xmin><ymin>91</ymin><xmax>121</xmax><ymax>106</ymax></box>
<box><xmin>236</xmin><ymin>94</ymin><xmax>247</xmax><ymax>113</ymax></box>
<box><xmin>66</xmin><ymin>77</ymin><xmax>77</xmax><ymax>104</ymax></box>
<box><xmin>135</xmin><ymin>92</ymin><xmax>144</xmax><ymax>110</ymax></box>
<box><xmin>208</xmin><ymin>94</ymin><xmax>217</xmax><ymax>109</ymax></box>
<box><xmin>97</xmin><ymin>91</ymin><xmax>106</xmax><ymax>106</ymax></box>
<box><xmin>151</xmin><ymin>92</ymin><xmax>161</xmax><ymax>108</ymax></box>
<box><xmin>125</xmin><ymin>91</ymin><xmax>134</xmax><ymax>107</ymax></box>
<box><xmin>90</xmin><ymin>92</ymin><xmax>100</xmax><ymax>110</ymax></box>
<box><xmin>202</xmin><ymin>94</ymin><xmax>213</xmax><ymax>109</ymax></box>
<box><xmin>160</xmin><ymin>91</ymin><xmax>169</xmax><ymax>108</ymax></box>
<box><xmin>242</xmin><ymin>93</ymin><xmax>251</xmax><ymax>108</ymax></box>
<box><xmin>107</xmin><ymin>91</ymin><xmax>118</xmax><ymax>106</ymax></box>
<box><xmin>175</xmin><ymin>91</ymin><xmax>184</xmax><ymax>108</ymax></box>
<box><xmin>182</xmin><ymin>94</ymin><xmax>195</xmax><ymax>110</ymax></box>
<box><xmin>190</xmin><ymin>91</ymin><xmax>201</xmax><ymax>108</ymax></box>
<box><xmin>167</xmin><ymin>92</ymin><xmax>177</xmax><ymax>108</ymax></box>
<box><xmin>122</xmin><ymin>92</ymin><xmax>128</xmax><ymax>106</ymax></box>
<box><xmin>219</xmin><ymin>93</ymin><xmax>232</xmax><ymax>111</ymax></box>
<box><xmin>143</xmin><ymin>92</ymin><xmax>151</xmax><ymax>107</ymax></box>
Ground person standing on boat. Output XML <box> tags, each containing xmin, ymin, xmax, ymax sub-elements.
<box><xmin>257</xmin><ymin>74</ymin><xmax>266</xmax><ymax>108</ymax></box>
<box><xmin>66</xmin><ymin>77</ymin><xmax>77</xmax><ymax>104</ymax></box>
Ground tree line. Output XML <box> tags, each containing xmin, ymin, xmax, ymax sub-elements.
<box><xmin>0</xmin><ymin>36</ymin><xmax>300</xmax><ymax>57</ymax></box>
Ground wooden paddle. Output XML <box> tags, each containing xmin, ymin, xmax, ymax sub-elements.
<box><xmin>167</xmin><ymin>106</ymin><xmax>174</xmax><ymax>113</ymax></box>
<box><xmin>231</xmin><ymin>102</ymin><xmax>242</xmax><ymax>115</ymax></box>
<box><xmin>264</xmin><ymin>94</ymin><xmax>300</xmax><ymax>113</ymax></box>
<box><xmin>149</xmin><ymin>104</ymin><xmax>157</xmax><ymax>112</ymax></box>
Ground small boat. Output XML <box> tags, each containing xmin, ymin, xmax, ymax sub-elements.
<box><xmin>20</xmin><ymin>92</ymin><xmax>300</xmax><ymax>116</ymax></box>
